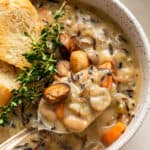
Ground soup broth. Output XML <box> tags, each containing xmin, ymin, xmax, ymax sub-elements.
<box><xmin>0</xmin><ymin>0</ymin><xmax>141</xmax><ymax>149</ymax></box>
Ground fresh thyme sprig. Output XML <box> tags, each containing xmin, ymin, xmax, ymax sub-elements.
<box><xmin>54</xmin><ymin>1</ymin><xmax>67</xmax><ymax>20</ymax></box>
<box><xmin>0</xmin><ymin>1</ymin><xmax>66</xmax><ymax>126</ymax></box>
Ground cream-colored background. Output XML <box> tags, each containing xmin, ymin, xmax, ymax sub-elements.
<box><xmin>121</xmin><ymin>0</ymin><xmax>150</xmax><ymax>150</ymax></box>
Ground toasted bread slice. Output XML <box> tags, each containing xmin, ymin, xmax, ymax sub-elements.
<box><xmin>0</xmin><ymin>0</ymin><xmax>40</xmax><ymax>69</ymax></box>
<box><xmin>0</xmin><ymin>60</ymin><xmax>19</xmax><ymax>106</ymax></box>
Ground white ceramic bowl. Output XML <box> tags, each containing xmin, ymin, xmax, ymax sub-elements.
<box><xmin>79</xmin><ymin>0</ymin><xmax>150</xmax><ymax>149</ymax></box>
<box><xmin>0</xmin><ymin>1</ymin><xmax>149</xmax><ymax>150</ymax></box>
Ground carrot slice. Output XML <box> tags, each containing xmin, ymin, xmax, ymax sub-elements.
<box><xmin>99</xmin><ymin>61</ymin><xmax>117</xmax><ymax>89</ymax></box>
<box><xmin>55</xmin><ymin>103</ymin><xmax>65</xmax><ymax>120</ymax></box>
<box><xmin>98</xmin><ymin>62</ymin><xmax>113</xmax><ymax>70</ymax></box>
<box><xmin>0</xmin><ymin>85</ymin><xmax>12</xmax><ymax>107</ymax></box>
<box><xmin>101</xmin><ymin>75</ymin><xmax>113</xmax><ymax>90</ymax></box>
<box><xmin>98</xmin><ymin>61</ymin><xmax>116</xmax><ymax>75</ymax></box>
<box><xmin>107</xmin><ymin>75</ymin><xmax>113</xmax><ymax>90</ymax></box>
<box><xmin>101</xmin><ymin>122</ymin><xmax>126</xmax><ymax>146</ymax></box>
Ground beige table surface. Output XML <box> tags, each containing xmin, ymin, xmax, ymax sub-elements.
<box><xmin>121</xmin><ymin>0</ymin><xmax>150</xmax><ymax>150</ymax></box>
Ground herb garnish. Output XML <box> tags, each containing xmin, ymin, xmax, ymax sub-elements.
<box><xmin>0</xmin><ymin>1</ymin><xmax>67</xmax><ymax>126</ymax></box>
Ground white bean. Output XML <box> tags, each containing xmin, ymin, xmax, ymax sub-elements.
<box><xmin>39</xmin><ymin>100</ymin><xmax>57</xmax><ymax>122</ymax></box>
<box><xmin>89</xmin><ymin>85</ymin><xmax>111</xmax><ymax>111</ymax></box>
<box><xmin>117</xmin><ymin>67</ymin><xmax>135</xmax><ymax>83</ymax></box>
<box><xmin>99</xmin><ymin>49</ymin><xmax>112</xmax><ymax>63</ymax></box>
<box><xmin>86</xmin><ymin>50</ymin><xmax>99</xmax><ymax>65</ymax></box>
<box><xmin>63</xmin><ymin>115</ymin><xmax>88</xmax><ymax>132</ymax></box>
<box><xmin>68</xmin><ymin>102</ymin><xmax>91</xmax><ymax>117</ymax></box>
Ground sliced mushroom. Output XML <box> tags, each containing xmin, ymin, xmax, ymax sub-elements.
<box><xmin>86</xmin><ymin>50</ymin><xmax>99</xmax><ymax>65</ymax></box>
<box><xmin>69</xmin><ymin>36</ymin><xmax>81</xmax><ymax>51</ymax></box>
<box><xmin>53</xmin><ymin>74</ymin><xmax>61</xmax><ymax>81</ymax></box>
<box><xmin>70</xmin><ymin>51</ymin><xmax>89</xmax><ymax>73</ymax></box>
<box><xmin>56</xmin><ymin>60</ymin><xmax>70</xmax><ymax>77</ymax></box>
<box><xmin>59</xmin><ymin>33</ymin><xmax>80</xmax><ymax>57</ymax></box>
<box><xmin>63</xmin><ymin>115</ymin><xmax>88</xmax><ymax>132</ymax></box>
<box><xmin>59</xmin><ymin>33</ymin><xmax>71</xmax><ymax>59</ymax></box>
<box><xmin>59</xmin><ymin>33</ymin><xmax>71</xmax><ymax>52</ymax></box>
<box><xmin>44</xmin><ymin>83</ymin><xmax>70</xmax><ymax>103</ymax></box>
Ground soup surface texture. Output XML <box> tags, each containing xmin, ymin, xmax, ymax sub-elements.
<box><xmin>0</xmin><ymin>0</ymin><xmax>141</xmax><ymax>150</ymax></box>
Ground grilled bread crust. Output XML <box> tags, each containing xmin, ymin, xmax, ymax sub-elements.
<box><xmin>0</xmin><ymin>0</ymin><xmax>40</xmax><ymax>69</ymax></box>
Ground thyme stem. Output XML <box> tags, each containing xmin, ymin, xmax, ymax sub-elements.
<box><xmin>0</xmin><ymin>1</ymin><xmax>66</xmax><ymax>126</ymax></box>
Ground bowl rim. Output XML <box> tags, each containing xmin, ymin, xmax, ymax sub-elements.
<box><xmin>0</xmin><ymin>0</ymin><xmax>150</xmax><ymax>150</ymax></box>
<box><xmin>106</xmin><ymin>0</ymin><xmax>150</xmax><ymax>149</ymax></box>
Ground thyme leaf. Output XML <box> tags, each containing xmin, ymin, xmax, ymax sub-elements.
<box><xmin>54</xmin><ymin>1</ymin><xmax>67</xmax><ymax>20</ymax></box>
<box><xmin>0</xmin><ymin>1</ymin><xmax>66</xmax><ymax>126</ymax></box>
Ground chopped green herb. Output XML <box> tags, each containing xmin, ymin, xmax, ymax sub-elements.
<box><xmin>0</xmin><ymin>1</ymin><xmax>67</xmax><ymax>126</ymax></box>
<box><xmin>54</xmin><ymin>1</ymin><xmax>67</xmax><ymax>20</ymax></box>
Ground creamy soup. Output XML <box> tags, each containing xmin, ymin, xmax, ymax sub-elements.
<box><xmin>0</xmin><ymin>0</ymin><xmax>141</xmax><ymax>150</ymax></box>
